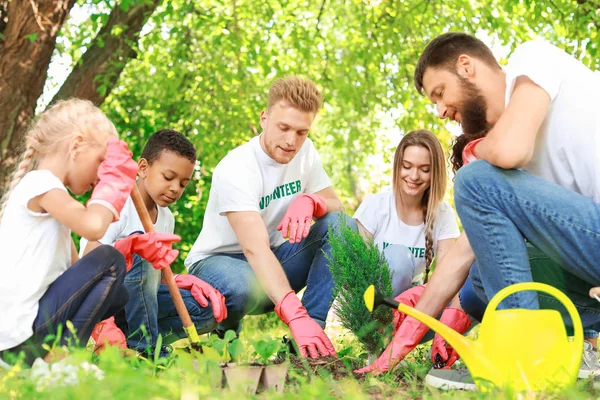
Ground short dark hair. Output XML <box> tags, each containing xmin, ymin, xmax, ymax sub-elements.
<box><xmin>414</xmin><ymin>33</ymin><xmax>501</xmax><ymax>94</ymax></box>
<box><xmin>141</xmin><ymin>129</ymin><xmax>197</xmax><ymax>165</ymax></box>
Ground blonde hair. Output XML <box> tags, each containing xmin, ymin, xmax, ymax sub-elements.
<box><xmin>392</xmin><ymin>130</ymin><xmax>447</xmax><ymax>283</ymax></box>
<box><xmin>268</xmin><ymin>76</ymin><xmax>323</xmax><ymax>113</ymax></box>
<box><xmin>0</xmin><ymin>99</ymin><xmax>118</xmax><ymax>220</ymax></box>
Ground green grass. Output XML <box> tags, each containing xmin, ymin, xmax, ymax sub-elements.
<box><xmin>1</xmin><ymin>314</ymin><xmax>599</xmax><ymax>399</ymax></box>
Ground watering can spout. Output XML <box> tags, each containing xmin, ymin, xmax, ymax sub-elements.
<box><xmin>394</xmin><ymin>303</ymin><xmax>488</xmax><ymax>372</ymax></box>
<box><xmin>363</xmin><ymin>285</ymin><xmax>490</xmax><ymax>374</ymax></box>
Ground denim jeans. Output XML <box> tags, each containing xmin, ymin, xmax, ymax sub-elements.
<box><xmin>1</xmin><ymin>245</ymin><xmax>128</xmax><ymax>364</ymax></box>
<box><xmin>124</xmin><ymin>255</ymin><xmax>162</xmax><ymax>350</ymax></box>
<box><xmin>459</xmin><ymin>243</ymin><xmax>600</xmax><ymax>337</ymax></box>
<box><xmin>156</xmin><ymin>284</ymin><xmax>219</xmax><ymax>343</ymax></box>
<box><xmin>454</xmin><ymin>160</ymin><xmax>600</xmax><ymax>331</ymax></box>
<box><xmin>382</xmin><ymin>244</ymin><xmax>416</xmax><ymax>297</ymax></box>
<box><xmin>125</xmin><ymin>255</ymin><xmax>219</xmax><ymax>350</ymax></box>
<box><xmin>188</xmin><ymin>212</ymin><xmax>355</xmax><ymax>332</ymax></box>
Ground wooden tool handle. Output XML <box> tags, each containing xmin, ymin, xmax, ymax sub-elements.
<box><xmin>130</xmin><ymin>186</ymin><xmax>196</xmax><ymax>335</ymax></box>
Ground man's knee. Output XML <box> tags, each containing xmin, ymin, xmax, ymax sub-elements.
<box><xmin>190</xmin><ymin>260</ymin><xmax>260</xmax><ymax>317</ymax></box>
<box><xmin>314</xmin><ymin>211</ymin><xmax>356</xmax><ymax>236</ymax></box>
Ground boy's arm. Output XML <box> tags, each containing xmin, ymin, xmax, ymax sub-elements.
<box><xmin>313</xmin><ymin>186</ymin><xmax>344</xmax><ymax>214</ymax></box>
<box><xmin>474</xmin><ymin>76</ymin><xmax>550</xmax><ymax>169</ymax></box>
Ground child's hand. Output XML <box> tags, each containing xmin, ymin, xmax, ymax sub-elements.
<box><xmin>174</xmin><ymin>274</ymin><xmax>227</xmax><ymax>323</ymax></box>
<box><xmin>88</xmin><ymin>138</ymin><xmax>138</xmax><ymax>221</ymax></box>
<box><xmin>114</xmin><ymin>232</ymin><xmax>180</xmax><ymax>271</ymax></box>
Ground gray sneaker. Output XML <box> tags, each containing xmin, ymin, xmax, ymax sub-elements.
<box><xmin>579</xmin><ymin>341</ymin><xmax>600</xmax><ymax>379</ymax></box>
<box><xmin>425</xmin><ymin>365</ymin><xmax>477</xmax><ymax>391</ymax></box>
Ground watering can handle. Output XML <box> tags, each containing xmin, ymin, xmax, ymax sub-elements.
<box><xmin>484</xmin><ymin>282</ymin><xmax>583</xmax><ymax>346</ymax></box>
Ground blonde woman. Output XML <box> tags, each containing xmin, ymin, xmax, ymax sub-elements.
<box><xmin>354</xmin><ymin>130</ymin><xmax>460</xmax><ymax>296</ymax></box>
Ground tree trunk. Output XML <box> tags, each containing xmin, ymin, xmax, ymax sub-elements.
<box><xmin>0</xmin><ymin>0</ymin><xmax>75</xmax><ymax>191</ymax></box>
<box><xmin>50</xmin><ymin>0</ymin><xmax>162</xmax><ymax>105</ymax></box>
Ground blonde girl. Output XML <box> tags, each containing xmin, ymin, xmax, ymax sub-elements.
<box><xmin>354</xmin><ymin>129</ymin><xmax>460</xmax><ymax>296</ymax></box>
<box><xmin>0</xmin><ymin>99</ymin><xmax>138</xmax><ymax>365</ymax></box>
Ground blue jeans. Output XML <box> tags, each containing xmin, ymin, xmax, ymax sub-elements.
<box><xmin>124</xmin><ymin>255</ymin><xmax>219</xmax><ymax>350</ymax></box>
<box><xmin>1</xmin><ymin>245</ymin><xmax>128</xmax><ymax>365</ymax></box>
<box><xmin>188</xmin><ymin>212</ymin><xmax>355</xmax><ymax>332</ymax></box>
<box><xmin>460</xmin><ymin>243</ymin><xmax>600</xmax><ymax>337</ymax></box>
<box><xmin>124</xmin><ymin>255</ymin><xmax>162</xmax><ymax>350</ymax></box>
<box><xmin>383</xmin><ymin>244</ymin><xmax>416</xmax><ymax>297</ymax></box>
<box><xmin>454</xmin><ymin>160</ymin><xmax>600</xmax><ymax>331</ymax></box>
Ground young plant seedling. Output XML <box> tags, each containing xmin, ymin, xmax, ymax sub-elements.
<box><xmin>252</xmin><ymin>337</ymin><xmax>285</xmax><ymax>365</ymax></box>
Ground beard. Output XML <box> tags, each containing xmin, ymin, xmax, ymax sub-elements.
<box><xmin>457</xmin><ymin>76</ymin><xmax>492</xmax><ymax>136</ymax></box>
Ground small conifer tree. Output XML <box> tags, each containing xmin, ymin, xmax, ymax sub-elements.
<box><xmin>326</xmin><ymin>215</ymin><xmax>393</xmax><ymax>355</ymax></box>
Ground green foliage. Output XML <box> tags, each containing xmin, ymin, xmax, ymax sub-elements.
<box><xmin>251</xmin><ymin>337</ymin><xmax>285</xmax><ymax>364</ymax></box>
<box><xmin>45</xmin><ymin>0</ymin><xmax>600</xmax><ymax>263</ymax></box>
<box><xmin>326</xmin><ymin>216</ymin><xmax>393</xmax><ymax>355</ymax></box>
<box><xmin>200</xmin><ymin>330</ymin><xmax>249</xmax><ymax>364</ymax></box>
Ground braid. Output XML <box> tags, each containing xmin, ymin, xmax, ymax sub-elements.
<box><xmin>0</xmin><ymin>146</ymin><xmax>38</xmax><ymax>221</ymax></box>
<box><xmin>422</xmin><ymin>204</ymin><xmax>435</xmax><ymax>284</ymax></box>
<box><xmin>0</xmin><ymin>98</ymin><xmax>117</xmax><ymax>223</ymax></box>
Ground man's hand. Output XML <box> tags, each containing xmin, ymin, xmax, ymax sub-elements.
<box><xmin>174</xmin><ymin>274</ymin><xmax>227</xmax><ymax>323</ymax></box>
<box><xmin>275</xmin><ymin>290</ymin><xmax>336</xmax><ymax>358</ymax></box>
<box><xmin>277</xmin><ymin>194</ymin><xmax>327</xmax><ymax>244</ymax></box>
<box><xmin>431</xmin><ymin>308</ymin><xmax>471</xmax><ymax>369</ymax></box>
<box><xmin>461</xmin><ymin>137</ymin><xmax>484</xmax><ymax>167</ymax></box>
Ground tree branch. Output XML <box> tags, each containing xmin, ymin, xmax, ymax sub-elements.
<box><xmin>51</xmin><ymin>0</ymin><xmax>162</xmax><ymax>105</ymax></box>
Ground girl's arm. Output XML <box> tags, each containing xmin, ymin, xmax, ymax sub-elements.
<box><xmin>82</xmin><ymin>240</ymin><xmax>102</xmax><ymax>256</ymax></box>
<box><xmin>355</xmin><ymin>219</ymin><xmax>374</xmax><ymax>242</ymax></box>
<box><xmin>35</xmin><ymin>189</ymin><xmax>114</xmax><ymax>241</ymax></box>
<box><xmin>71</xmin><ymin>239</ymin><xmax>79</xmax><ymax>265</ymax></box>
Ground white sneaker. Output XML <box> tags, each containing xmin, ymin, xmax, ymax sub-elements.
<box><xmin>30</xmin><ymin>358</ymin><xmax>104</xmax><ymax>388</ymax></box>
<box><xmin>425</xmin><ymin>365</ymin><xmax>477</xmax><ymax>391</ymax></box>
<box><xmin>579</xmin><ymin>341</ymin><xmax>600</xmax><ymax>379</ymax></box>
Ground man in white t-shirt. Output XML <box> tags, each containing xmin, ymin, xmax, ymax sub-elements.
<box><xmin>185</xmin><ymin>76</ymin><xmax>354</xmax><ymax>358</ymax></box>
<box><xmin>361</xmin><ymin>33</ymin><xmax>600</xmax><ymax>377</ymax></box>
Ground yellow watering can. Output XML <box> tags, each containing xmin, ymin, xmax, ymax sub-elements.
<box><xmin>364</xmin><ymin>282</ymin><xmax>583</xmax><ymax>392</ymax></box>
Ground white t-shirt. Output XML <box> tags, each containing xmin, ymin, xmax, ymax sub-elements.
<box><xmin>79</xmin><ymin>196</ymin><xmax>175</xmax><ymax>254</ymax></box>
<box><xmin>185</xmin><ymin>135</ymin><xmax>332</xmax><ymax>268</ymax></box>
<box><xmin>505</xmin><ymin>40</ymin><xmax>600</xmax><ymax>202</ymax></box>
<box><xmin>0</xmin><ymin>170</ymin><xmax>72</xmax><ymax>350</ymax></box>
<box><xmin>353</xmin><ymin>189</ymin><xmax>460</xmax><ymax>279</ymax></box>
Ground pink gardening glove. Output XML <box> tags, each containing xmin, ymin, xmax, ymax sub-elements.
<box><xmin>174</xmin><ymin>274</ymin><xmax>227</xmax><ymax>323</ymax></box>
<box><xmin>88</xmin><ymin>137</ymin><xmax>138</xmax><ymax>221</ymax></box>
<box><xmin>391</xmin><ymin>285</ymin><xmax>426</xmax><ymax>334</ymax></box>
<box><xmin>275</xmin><ymin>290</ymin><xmax>337</xmax><ymax>358</ymax></box>
<box><xmin>431</xmin><ymin>308</ymin><xmax>471</xmax><ymax>369</ymax></box>
<box><xmin>114</xmin><ymin>232</ymin><xmax>180</xmax><ymax>271</ymax></box>
<box><xmin>91</xmin><ymin>317</ymin><xmax>127</xmax><ymax>353</ymax></box>
<box><xmin>355</xmin><ymin>316</ymin><xmax>429</xmax><ymax>375</ymax></box>
<box><xmin>461</xmin><ymin>137</ymin><xmax>484</xmax><ymax>166</ymax></box>
<box><xmin>277</xmin><ymin>193</ymin><xmax>327</xmax><ymax>244</ymax></box>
